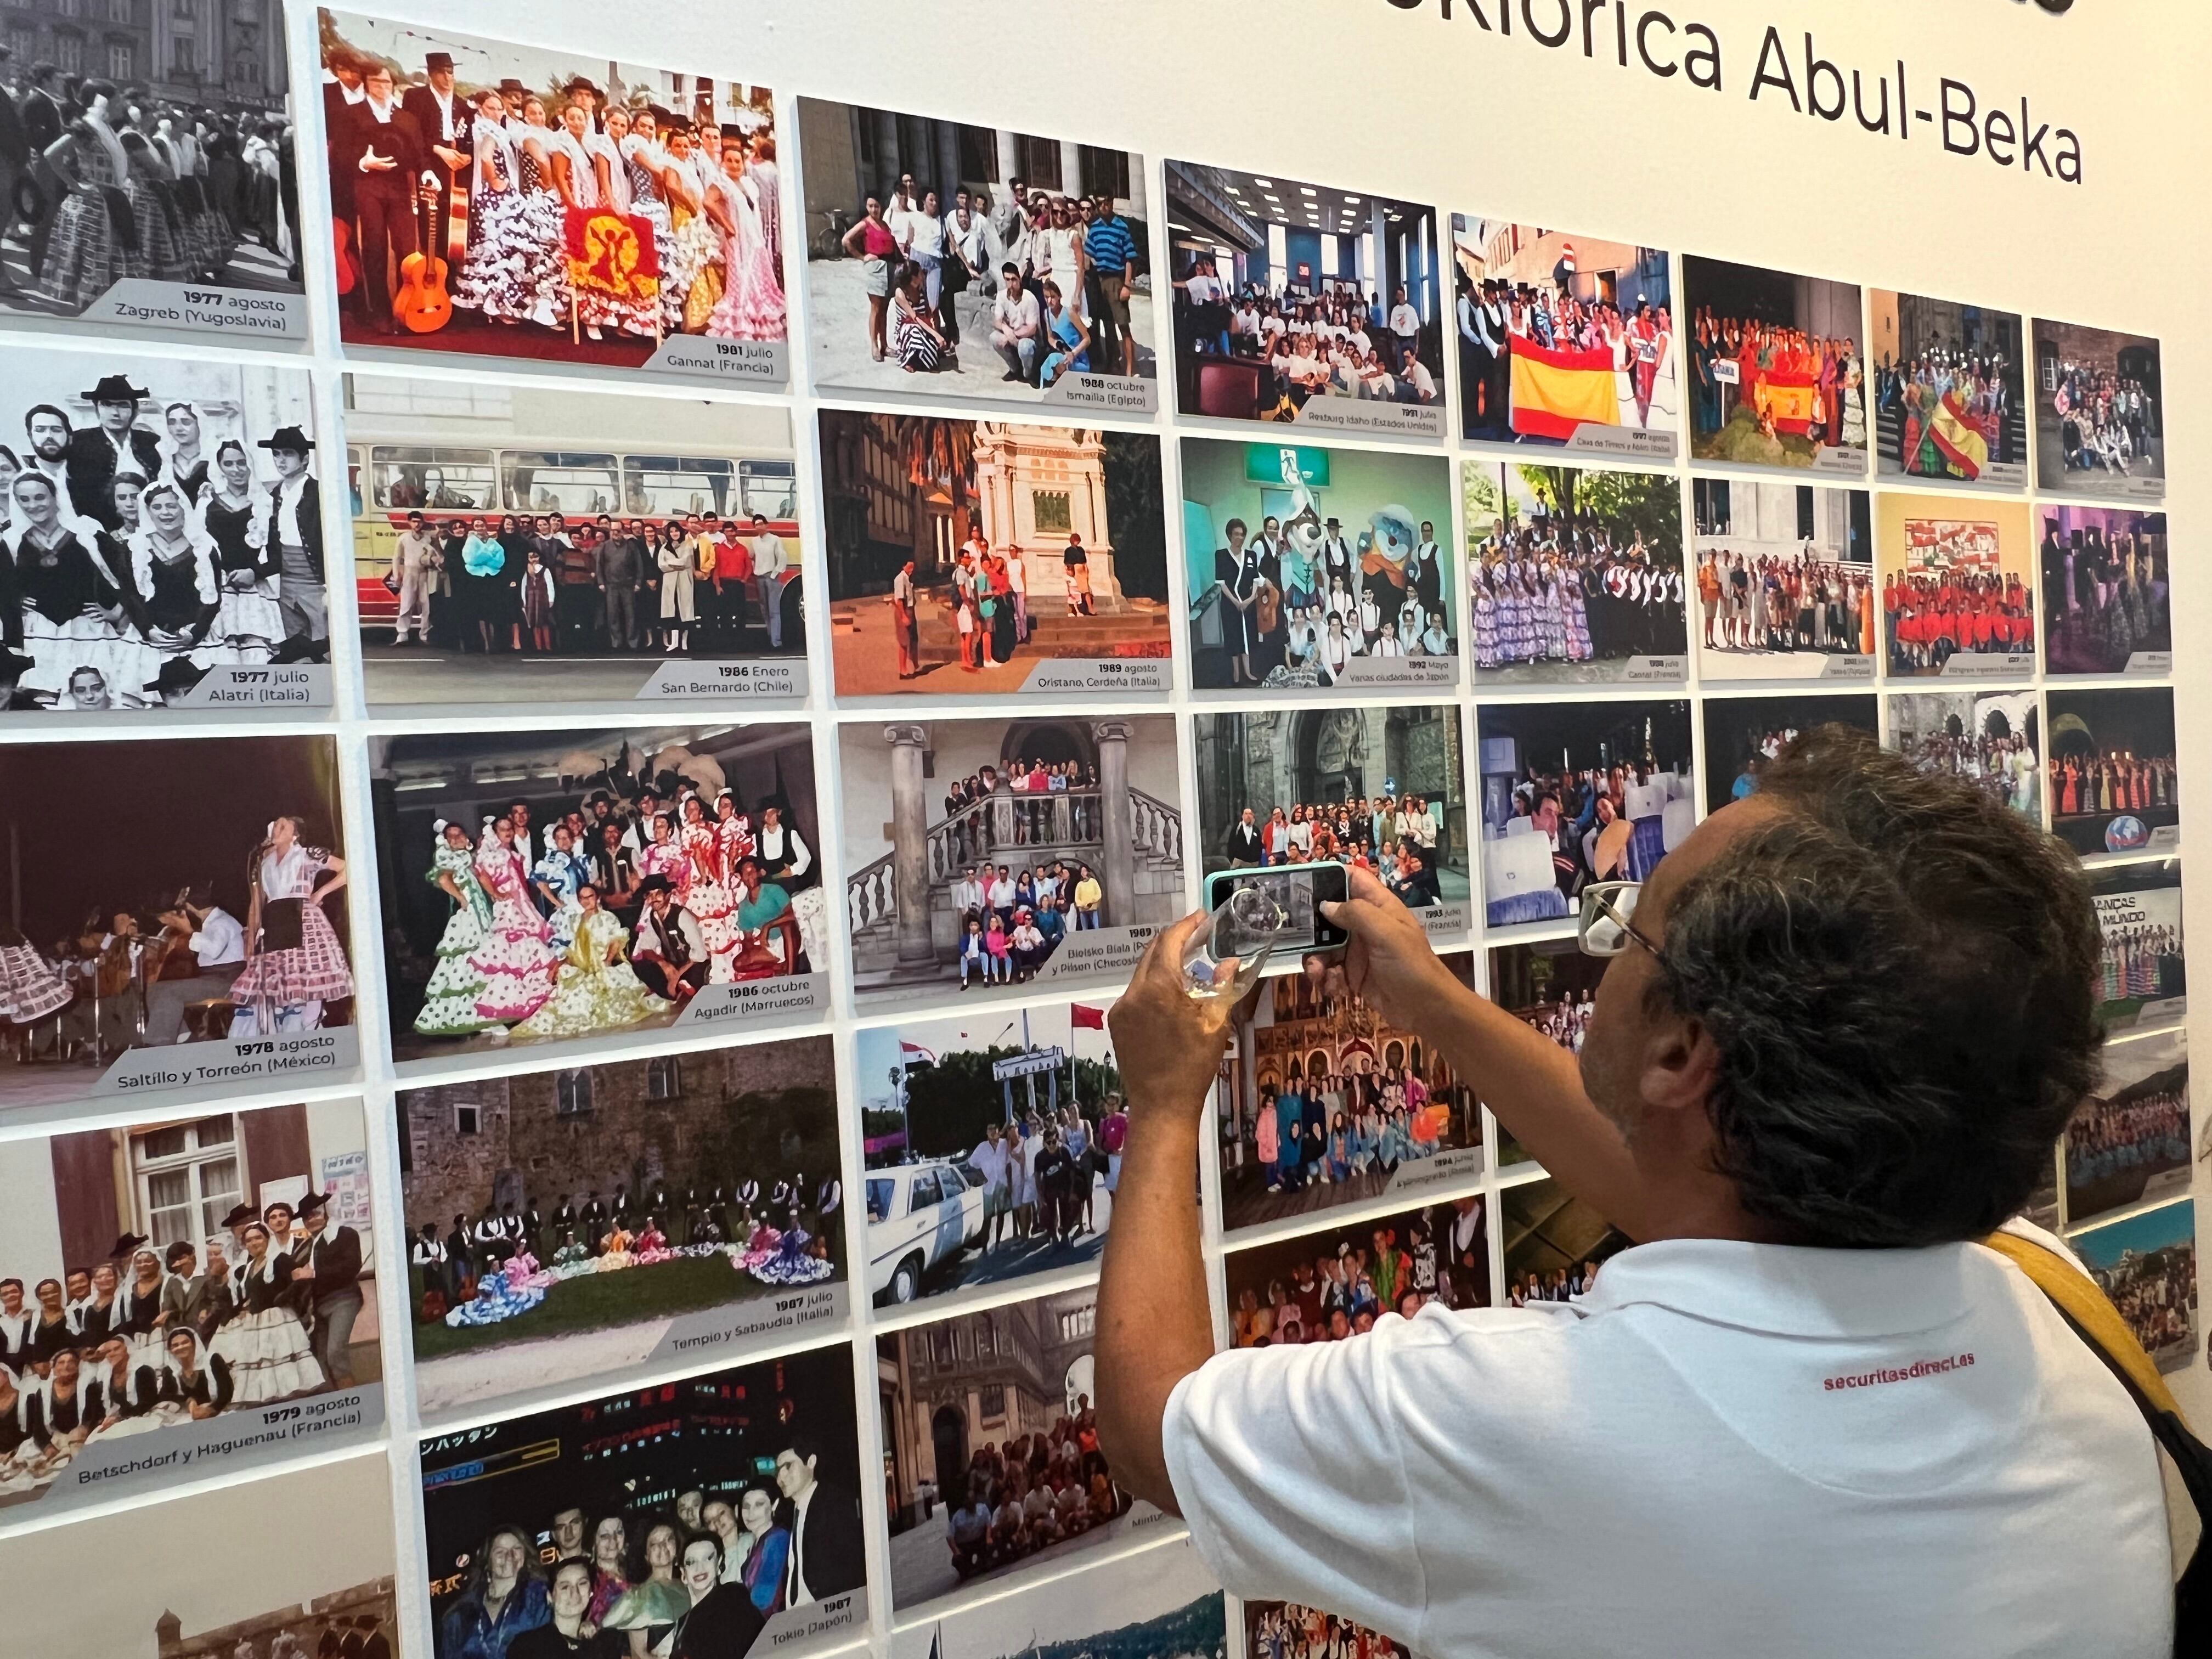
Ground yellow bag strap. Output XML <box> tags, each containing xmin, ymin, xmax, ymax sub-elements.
<box><xmin>1979</xmin><ymin>1228</ymin><xmax>2186</xmax><ymax>1422</ymax></box>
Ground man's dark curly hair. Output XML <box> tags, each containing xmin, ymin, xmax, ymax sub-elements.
<box><xmin>1647</xmin><ymin>724</ymin><xmax>2100</xmax><ymax>1248</ymax></box>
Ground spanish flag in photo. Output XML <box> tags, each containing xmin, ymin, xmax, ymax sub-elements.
<box><xmin>1509</xmin><ymin>337</ymin><xmax>1621</xmax><ymax>440</ymax></box>
<box><xmin>1756</xmin><ymin>368</ymin><xmax>1819</xmax><ymax>435</ymax></box>
<box><xmin>1926</xmin><ymin>390</ymin><xmax>1991</xmax><ymax>481</ymax></box>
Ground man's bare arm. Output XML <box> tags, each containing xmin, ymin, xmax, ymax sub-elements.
<box><xmin>1094</xmin><ymin>912</ymin><xmax>1243</xmax><ymax>1516</ymax></box>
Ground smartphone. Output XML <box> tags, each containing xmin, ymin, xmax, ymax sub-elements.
<box><xmin>1203</xmin><ymin>860</ymin><xmax>1352</xmax><ymax>955</ymax></box>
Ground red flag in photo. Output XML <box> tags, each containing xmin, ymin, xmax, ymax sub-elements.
<box><xmin>562</xmin><ymin>206</ymin><xmax>662</xmax><ymax>302</ymax></box>
<box><xmin>1071</xmin><ymin>1004</ymin><xmax>1108</xmax><ymax>1030</ymax></box>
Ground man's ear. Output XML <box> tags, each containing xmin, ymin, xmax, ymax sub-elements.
<box><xmin>1639</xmin><ymin>1012</ymin><xmax>1721</xmax><ymax>1121</ymax></box>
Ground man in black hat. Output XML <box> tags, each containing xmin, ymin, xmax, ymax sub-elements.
<box><xmin>631</xmin><ymin>873</ymin><xmax>708</xmax><ymax>1003</ymax></box>
<box><xmin>64</xmin><ymin>375</ymin><xmax>160</xmax><ymax>531</ymax></box>
<box><xmin>259</xmin><ymin>425</ymin><xmax>326</xmax><ymax>650</ymax></box>
<box><xmin>400</xmin><ymin>50</ymin><xmax>471</xmax><ymax>268</ymax></box>
<box><xmin>329</xmin><ymin>59</ymin><xmax>432</xmax><ymax>334</ymax></box>
<box><xmin>293</xmin><ymin>1190</ymin><xmax>363</xmax><ymax>1389</ymax></box>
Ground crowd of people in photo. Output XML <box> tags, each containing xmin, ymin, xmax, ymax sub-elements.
<box><xmin>326</xmin><ymin>47</ymin><xmax>783</xmax><ymax>345</ymax></box>
<box><xmin>413</xmin><ymin>767</ymin><xmax>820</xmax><ymax>1044</ymax></box>
<box><xmin>2090</xmin><ymin>1239</ymin><xmax>2195</xmax><ymax>1361</ymax></box>
<box><xmin>946</xmin><ymin>857</ymin><xmax>1105</xmax><ymax>988</ymax></box>
<box><xmin>1505</xmin><ymin>1255</ymin><xmax>1608</xmax><ymax>1307</ymax></box>
<box><xmin>1220</xmin><ymin>791</ymin><xmax>1447</xmax><ymax>910</ymax></box>
<box><xmin>1513</xmin><ymin>987</ymin><xmax>1594</xmax><ymax>1056</ymax></box>
<box><xmin>1248</xmin><ymin>1604</ymin><xmax>1411</xmax><ymax>1659</ymax></box>
<box><xmin>0</xmin><ymin>54</ymin><xmax>294</xmax><ymax>310</ymax></box>
<box><xmin>1231</xmin><ymin>1203</ymin><xmax>1489</xmax><ymax>1347</ymax></box>
<box><xmin>1207</xmin><ymin>508</ymin><xmax>1452</xmax><ymax>687</ymax></box>
<box><xmin>2048</xmin><ymin>749</ymin><xmax>2177</xmax><ymax>822</ymax></box>
<box><xmin>2067</xmin><ymin>1094</ymin><xmax>2188</xmax><ymax>1195</ymax></box>
<box><xmin>1691</xmin><ymin>310</ymin><xmax>1866</xmax><ymax>450</ymax></box>
<box><xmin>0</xmin><ymin>812</ymin><xmax>353</xmax><ymax>1069</ymax></box>
<box><xmin>1694</xmin><ymin>547</ymin><xmax>1874</xmax><ymax>658</ymax></box>
<box><xmin>940</xmin><ymin>1394</ymin><xmax>1129</xmax><ymax>1579</ymax></box>
<box><xmin>1458</xmin><ymin>270</ymin><xmax>1673</xmax><ymax>440</ymax></box>
<box><xmin>2049</xmin><ymin>357</ymin><xmax>2158</xmax><ymax>477</ymax></box>
<box><xmin>2100</xmin><ymin>918</ymin><xmax>2181</xmax><ymax>1009</ymax></box>
<box><xmin>1722</xmin><ymin>724</ymin><xmax>1812</xmax><ymax>803</ymax></box>
<box><xmin>1875</xmin><ymin>341</ymin><xmax>2017</xmax><ymax>476</ymax></box>
<box><xmin>1173</xmin><ymin>261</ymin><xmax>1441</xmax><ymax>411</ymax></box>
<box><xmin>838</xmin><ymin>173</ymin><xmax>1142</xmax><ymax>385</ymax></box>
<box><xmin>950</xmin><ymin>1096</ymin><xmax>1128</xmax><ymax>1253</ymax></box>
<box><xmin>1472</xmin><ymin>518</ymin><xmax>1681</xmax><ymax>669</ymax></box>
<box><xmin>382</xmin><ymin>504</ymin><xmax>795</xmax><ymax>659</ymax></box>
<box><xmin>2044</xmin><ymin>518</ymin><xmax>2169</xmax><ymax>672</ymax></box>
<box><xmin>436</xmin><ymin>1432</ymin><xmax>864</xmax><ymax>1659</ymax></box>
<box><xmin>1245</xmin><ymin>1056</ymin><xmax>1470</xmax><ymax>1195</ymax></box>
<box><xmin>1883</xmin><ymin>567</ymin><xmax>2034</xmax><ymax>672</ymax></box>
<box><xmin>412</xmin><ymin>1172</ymin><xmax>840</xmax><ymax>1333</ymax></box>
<box><xmin>0</xmin><ymin>376</ymin><xmax>328</xmax><ymax>709</ymax></box>
<box><xmin>0</xmin><ymin>1189</ymin><xmax>364</xmax><ymax>1493</ymax></box>
<box><xmin>1894</xmin><ymin>718</ymin><xmax>2040</xmax><ymax>819</ymax></box>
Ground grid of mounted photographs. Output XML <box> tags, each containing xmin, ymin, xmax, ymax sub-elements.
<box><xmin>0</xmin><ymin>11</ymin><xmax>2190</xmax><ymax>1659</ymax></box>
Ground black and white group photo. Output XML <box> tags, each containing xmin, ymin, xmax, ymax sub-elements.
<box><xmin>0</xmin><ymin>32</ymin><xmax>297</xmax><ymax>317</ymax></box>
<box><xmin>1</xmin><ymin>352</ymin><xmax>327</xmax><ymax>711</ymax></box>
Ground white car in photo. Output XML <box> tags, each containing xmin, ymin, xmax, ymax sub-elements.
<box><xmin>866</xmin><ymin>1158</ymin><xmax>989</xmax><ymax>1305</ymax></box>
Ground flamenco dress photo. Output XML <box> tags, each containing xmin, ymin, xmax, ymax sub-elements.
<box><xmin>415</xmin><ymin>842</ymin><xmax>502</xmax><ymax>1037</ymax></box>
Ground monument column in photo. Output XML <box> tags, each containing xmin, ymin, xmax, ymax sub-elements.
<box><xmin>1096</xmin><ymin>720</ymin><xmax>1135</xmax><ymax>926</ymax></box>
<box><xmin>886</xmin><ymin>724</ymin><xmax>936</xmax><ymax>968</ymax></box>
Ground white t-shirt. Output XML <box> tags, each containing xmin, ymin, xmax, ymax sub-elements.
<box><xmin>1164</xmin><ymin>1224</ymin><xmax>2170</xmax><ymax>1659</ymax></box>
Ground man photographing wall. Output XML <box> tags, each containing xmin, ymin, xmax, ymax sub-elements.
<box><xmin>1095</xmin><ymin>724</ymin><xmax>2178</xmax><ymax>1657</ymax></box>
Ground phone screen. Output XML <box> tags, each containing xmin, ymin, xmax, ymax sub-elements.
<box><xmin>1206</xmin><ymin>861</ymin><xmax>1351</xmax><ymax>953</ymax></box>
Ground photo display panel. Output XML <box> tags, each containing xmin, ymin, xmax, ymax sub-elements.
<box><xmin>0</xmin><ymin>347</ymin><xmax>333</xmax><ymax>715</ymax></box>
<box><xmin>0</xmin><ymin>731</ymin><xmax>362</xmax><ymax>1111</ymax></box>
<box><xmin>318</xmin><ymin>10</ymin><xmax>788</xmax><ymax>385</ymax></box>
<box><xmin>397</xmin><ymin>1036</ymin><xmax>845</xmax><ymax>1422</ymax></box>
<box><xmin>1182</xmin><ymin>435</ymin><xmax>1458</xmax><ymax>693</ymax></box>
<box><xmin>1690</xmin><ymin>478</ymin><xmax>1873</xmax><ymax>683</ymax></box>
<box><xmin>369</xmin><ymin>719</ymin><xmax>828</xmax><ymax>1070</ymax></box>
<box><xmin>2030</xmin><ymin>319</ymin><xmax>2164</xmax><ymax>501</ymax></box>
<box><xmin>0</xmin><ymin>1451</ymin><xmax>398</xmax><ymax>1651</ymax></box>
<box><xmin>0</xmin><ymin>1095</ymin><xmax>383</xmax><ymax>1522</ymax></box>
<box><xmin>819</xmin><ymin>409</ymin><xmax>1172</xmax><ymax>698</ymax></box>
<box><xmin>1451</xmin><ymin>215</ymin><xmax>1678</xmax><ymax>461</ymax></box>
<box><xmin>1682</xmin><ymin>255</ymin><xmax>1867</xmax><ymax>478</ymax></box>
<box><xmin>417</xmin><ymin>1342</ymin><xmax>870</xmax><ymax>1656</ymax></box>
<box><xmin>1193</xmin><ymin>704</ymin><xmax>1472</xmax><ymax>945</ymax></box>
<box><xmin>1222</xmin><ymin>1195</ymin><xmax>1491</xmax><ymax>1341</ymax></box>
<box><xmin>1475</xmin><ymin>697</ymin><xmax>1694</xmax><ymax>930</ymax></box>
<box><xmin>856</xmin><ymin>997</ymin><xmax>1125</xmax><ymax>1310</ymax></box>
<box><xmin>345</xmin><ymin>374</ymin><xmax>806</xmax><ymax>710</ymax></box>
<box><xmin>2039</xmin><ymin>503</ymin><xmax>2172</xmax><ymax>677</ymax></box>
<box><xmin>892</xmin><ymin>1537</ymin><xmax>1223</xmax><ymax>1659</ymax></box>
<box><xmin>0</xmin><ymin>4</ymin><xmax>2189</xmax><ymax>1655</ymax></box>
<box><xmin>0</xmin><ymin>34</ymin><xmax>306</xmax><ymax>343</ymax></box>
<box><xmin>838</xmin><ymin>713</ymin><xmax>1188</xmax><ymax>1011</ymax></box>
<box><xmin>1471</xmin><ymin>459</ymin><xmax>1686</xmax><ymax>685</ymax></box>
<box><xmin>1164</xmin><ymin>161</ymin><xmax>1448</xmax><ymax>441</ymax></box>
<box><xmin>1867</xmin><ymin>290</ymin><xmax>2030</xmax><ymax>492</ymax></box>
<box><xmin>877</xmin><ymin>1280</ymin><xmax>1175</xmax><ymax>1613</ymax></box>
<box><xmin>1215</xmin><ymin>952</ymin><xmax>1486</xmax><ymax>1235</ymax></box>
<box><xmin>796</xmin><ymin>98</ymin><xmax>1157</xmax><ymax>415</ymax></box>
